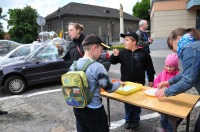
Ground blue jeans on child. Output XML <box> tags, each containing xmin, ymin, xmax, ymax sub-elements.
<box><xmin>160</xmin><ymin>114</ymin><xmax>173</xmax><ymax>132</ymax></box>
<box><xmin>124</xmin><ymin>103</ymin><xmax>141</xmax><ymax>124</ymax></box>
<box><xmin>73</xmin><ymin>105</ymin><xmax>109</xmax><ymax>132</ymax></box>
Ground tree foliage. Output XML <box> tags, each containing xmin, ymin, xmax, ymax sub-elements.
<box><xmin>0</xmin><ymin>7</ymin><xmax>6</xmax><ymax>39</ymax></box>
<box><xmin>8</xmin><ymin>6</ymin><xmax>38</xmax><ymax>43</ymax></box>
<box><xmin>133</xmin><ymin>0</ymin><xmax>150</xmax><ymax>22</ymax></box>
<box><xmin>0</xmin><ymin>23</ymin><xmax>4</xmax><ymax>39</ymax></box>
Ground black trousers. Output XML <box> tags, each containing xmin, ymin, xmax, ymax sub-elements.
<box><xmin>194</xmin><ymin>113</ymin><xmax>200</xmax><ymax>132</ymax></box>
<box><xmin>73</xmin><ymin>105</ymin><xmax>109</xmax><ymax>132</ymax></box>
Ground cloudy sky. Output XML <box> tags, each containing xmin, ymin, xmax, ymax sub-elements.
<box><xmin>0</xmin><ymin>0</ymin><xmax>141</xmax><ymax>31</ymax></box>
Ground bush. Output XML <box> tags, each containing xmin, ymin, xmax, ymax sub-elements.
<box><xmin>109</xmin><ymin>44</ymin><xmax>125</xmax><ymax>50</ymax></box>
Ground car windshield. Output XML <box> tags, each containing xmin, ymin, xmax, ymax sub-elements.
<box><xmin>24</xmin><ymin>38</ymin><xmax>69</xmax><ymax>61</ymax></box>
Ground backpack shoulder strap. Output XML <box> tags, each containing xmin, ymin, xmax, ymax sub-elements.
<box><xmin>81</xmin><ymin>59</ymin><xmax>95</xmax><ymax>71</ymax></box>
<box><xmin>72</xmin><ymin>61</ymin><xmax>78</xmax><ymax>71</ymax></box>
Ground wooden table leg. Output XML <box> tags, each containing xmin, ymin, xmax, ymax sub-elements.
<box><xmin>107</xmin><ymin>98</ymin><xmax>111</xmax><ymax>126</ymax></box>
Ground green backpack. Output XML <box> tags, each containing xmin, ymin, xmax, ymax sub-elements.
<box><xmin>61</xmin><ymin>59</ymin><xmax>96</xmax><ymax>108</ymax></box>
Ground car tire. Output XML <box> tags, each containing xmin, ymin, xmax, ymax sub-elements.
<box><xmin>4</xmin><ymin>76</ymin><xmax>27</xmax><ymax>95</ymax></box>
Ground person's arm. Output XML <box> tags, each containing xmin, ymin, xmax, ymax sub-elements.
<box><xmin>164</xmin><ymin>47</ymin><xmax>200</xmax><ymax>96</ymax></box>
<box><xmin>96</xmin><ymin>65</ymin><xmax>121</xmax><ymax>93</ymax></box>
<box><xmin>168</xmin><ymin>73</ymin><xmax>182</xmax><ymax>85</ymax></box>
<box><xmin>153</xmin><ymin>72</ymin><xmax>162</xmax><ymax>88</ymax></box>
<box><xmin>109</xmin><ymin>49</ymin><xmax>122</xmax><ymax>64</ymax></box>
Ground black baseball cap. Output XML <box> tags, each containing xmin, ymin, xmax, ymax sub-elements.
<box><xmin>82</xmin><ymin>34</ymin><xmax>110</xmax><ymax>49</ymax></box>
<box><xmin>120</xmin><ymin>32</ymin><xmax>138</xmax><ymax>42</ymax></box>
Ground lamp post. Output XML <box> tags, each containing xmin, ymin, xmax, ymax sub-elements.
<box><xmin>119</xmin><ymin>4</ymin><xmax>124</xmax><ymax>44</ymax></box>
<box><xmin>58</xmin><ymin>7</ymin><xmax>64</xmax><ymax>39</ymax></box>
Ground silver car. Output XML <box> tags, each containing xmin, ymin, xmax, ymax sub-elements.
<box><xmin>0</xmin><ymin>43</ymin><xmax>42</xmax><ymax>65</ymax></box>
<box><xmin>0</xmin><ymin>40</ymin><xmax>21</xmax><ymax>56</ymax></box>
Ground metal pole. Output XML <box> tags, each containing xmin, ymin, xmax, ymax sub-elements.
<box><xmin>62</xmin><ymin>19</ymin><xmax>64</xmax><ymax>39</ymax></box>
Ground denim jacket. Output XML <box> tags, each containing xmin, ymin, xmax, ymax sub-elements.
<box><xmin>164</xmin><ymin>41</ymin><xmax>200</xmax><ymax>96</ymax></box>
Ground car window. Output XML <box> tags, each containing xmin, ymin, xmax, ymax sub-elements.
<box><xmin>0</xmin><ymin>41</ymin><xmax>22</xmax><ymax>56</ymax></box>
<box><xmin>11</xmin><ymin>46</ymin><xmax>31</xmax><ymax>57</ymax></box>
<box><xmin>0</xmin><ymin>41</ymin><xmax>9</xmax><ymax>51</ymax></box>
<box><xmin>10</xmin><ymin>43</ymin><xmax>20</xmax><ymax>51</ymax></box>
<box><xmin>0</xmin><ymin>41</ymin><xmax>8</xmax><ymax>47</ymax></box>
<box><xmin>36</xmin><ymin>45</ymin><xmax>59</xmax><ymax>61</ymax></box>
<box><xmin>18</xmin><ymin>46</ymin><xmax>31</xmax><ymax>56</ymax></box>
<box><xmin>34</xmin><ymin>44</ymin><xmax>41</xmax><ymax>50</ymax></box>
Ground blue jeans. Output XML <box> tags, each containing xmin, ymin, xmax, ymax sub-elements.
<box><xmin>73</xmin><ymin>105</ymin><xmax>109</xmax><ymax>132</ymax></box>
<box><xmin>160</xmin><ymin>114</ymin><xmax>173</xmax><ymax>132</ymax></box>
<box><xmin>124</xmin><ymin>103</ymin><xmax>141</xmax><ymax>123</ymax></box>
<box><xmin>194</xmin><ymin>113</ymin><xmax>200</xmax><ymax>132</ymax></box>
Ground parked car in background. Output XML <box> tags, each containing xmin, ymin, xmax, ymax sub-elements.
<box><xmin>0</xmin><ymin>39</ymin><xmax>70</xmax><ymax>95</ymax></box>
<box><xmin>0</xmin><ymin>38</ymin><xmax>111</xmax><ymax>95</ymax></box>
<box><xmin>0</xmin><ymin>40</ymin><xmax>21</xmax><ymax>56</ymax></box>
<box><xmin>0</xmin><ymin>43</ymin><xmax>42</xmax><ymax>65</ymax></box>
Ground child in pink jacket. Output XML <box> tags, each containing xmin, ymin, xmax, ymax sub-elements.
<box><xmin>153</xmin><ymin>53</ymin><xmax>179</xmax><ymax>132</ymax></box>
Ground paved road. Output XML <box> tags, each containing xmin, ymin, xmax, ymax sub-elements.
<box><xmin>0</xmin><ymin>49</ymin><xmax>199</xmax><ymax>132</ymax></box>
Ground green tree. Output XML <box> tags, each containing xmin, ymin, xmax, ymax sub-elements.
<box><xmin>0</xmin><ymin>7</ymin><xmax>6</xmax><ymax>39</ymax></box>
<box><xmin>0</xmin><ymin>23</ymin><xmax>4</xmax><ymax>39</ymax></box>
<box><xmin>133</xmin><ymin>0</ymin><xmax>150</xmax><ymax>22</ymax></box>
<box><xmin>8</xmin><ymin>6</ymin><xmax>38</xmax><ymax>43</ymax></box>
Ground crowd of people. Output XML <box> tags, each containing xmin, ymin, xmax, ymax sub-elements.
<box><xmin>1</xmin><ymin>20</ymin><xmax>199</xmax><ymax>132</ymax></box>
<box><xmin>65</xmin><ymin>21</ymin><xmax>200</xmax><ymax>132</ymax></box>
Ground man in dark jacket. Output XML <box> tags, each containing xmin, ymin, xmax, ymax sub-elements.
<box><xmin>136</xmin><ymin>20</ymin><xmax>153</xmax><ymax>53</ymax></box>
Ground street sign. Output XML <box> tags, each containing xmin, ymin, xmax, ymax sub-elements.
<box><xmin>36</xmin><ymin>16</ymin><xmax>46</xmax><ymax>26</ymax></box>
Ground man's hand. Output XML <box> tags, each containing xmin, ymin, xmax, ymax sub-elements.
<box><xmin>155</xmin><ymin>87</ymin><xmax>167</xmax><ymax>98</ymax></box>
<box><xmin>119</xmin><ymin>81</ymin><xmax>126</xmax><ymax>87</ymax></box>
<box><xmin>157</xmin><ymin>81</ymin><xmax>169</xmax><ymax>88</ymax></box>
<box><xmin>148</xmin><ymin>37</ymin><xmax>153</xmax><ymax>44</ymax></box>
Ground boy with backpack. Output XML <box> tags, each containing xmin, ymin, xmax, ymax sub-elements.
<box><xmin>65</xmin><ymin>34</ymin><xmax>125</xmax><ymax>132</ymax></box>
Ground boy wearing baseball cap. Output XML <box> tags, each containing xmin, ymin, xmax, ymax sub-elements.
<box><xmin>70</xmin><ymin>34</ymin><xmax>125</xmax><ymax>132</ymax></box>
<box><xmin>110</xmin><ymin>32</ymin><xmax>155</xmax><ymax>129</ymax></box>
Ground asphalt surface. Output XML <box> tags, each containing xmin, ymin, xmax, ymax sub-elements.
<box><xmin>0</xmin><ymin>49</ymin><xmax>199</xmax><ymax>132</ymax></box>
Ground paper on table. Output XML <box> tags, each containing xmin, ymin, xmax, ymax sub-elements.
<box><xmin>118</xmin><ymin>85</ymin><xmax>134</xmax><ymax>91</ymax></box>
<box><xmin>144</xmin><ymin>88</ymin><xmax>158</xmax><ymax>97</ymax></box>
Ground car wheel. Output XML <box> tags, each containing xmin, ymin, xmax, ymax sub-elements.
<box><xmin>4</xmin><ymin>76</ymin><xmax>27</xmax><ymax>95</ymax></box>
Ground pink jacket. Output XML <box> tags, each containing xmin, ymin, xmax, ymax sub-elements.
<box><xmin>153</xmin><ymin>69</ymin><xmax>179</xmax><ymax>88</ymax></box>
